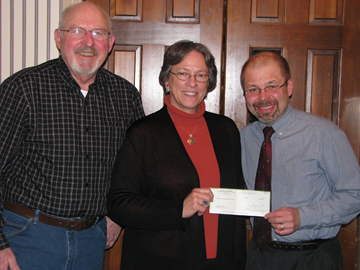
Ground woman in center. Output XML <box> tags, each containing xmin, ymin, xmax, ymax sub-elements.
<box><xmin>107</xmin><ymin>40</ymin><xmax>246</xmax><ymax>270</ymax></box>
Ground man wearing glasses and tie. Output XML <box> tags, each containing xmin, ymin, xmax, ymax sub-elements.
<box><xmin>240</xmin><ymin>51</ymin><xmax>360</xmax><ymax>270</ymax></box>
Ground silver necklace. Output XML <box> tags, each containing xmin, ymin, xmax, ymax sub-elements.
<box><xmin>171</xmin><ymin>116</ymin><xmax>199</xmax><ymax>145</ymax></box>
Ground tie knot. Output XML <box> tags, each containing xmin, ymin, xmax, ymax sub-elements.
<box><xmin>263</xmin><ymin>126</ymin><xmax>275</xmax><ymax>140</ymax></box>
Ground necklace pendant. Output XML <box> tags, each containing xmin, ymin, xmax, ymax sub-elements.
<box><xmin>187</xmin><ymin>137</ymin><xmax>196</xmax><ymax>145</ymax></box>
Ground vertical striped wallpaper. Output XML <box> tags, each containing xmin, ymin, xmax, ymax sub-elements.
<box><xmin>0</xmin><ymin>0</ymin><xmax>81</xmax><ymax>83</ymax></box>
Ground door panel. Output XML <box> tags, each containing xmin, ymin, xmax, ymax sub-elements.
<box><xmin>306</xmin><ymin>49</ymin><xmax>341</xmax><ymax>122</ymax></box>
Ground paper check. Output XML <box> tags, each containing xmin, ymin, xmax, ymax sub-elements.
<box><xmin>209</xmin><ymin>188</ymin><xmax>270</xmax><ymax>217</ymax></box>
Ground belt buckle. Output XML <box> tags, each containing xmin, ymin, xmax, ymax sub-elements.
<box><xmin>67</xmin><ymin>219</ymin><xmax>77</xmax><ymax>231</ymax></box>
<box><xmin>67</xmin><ymin>219</ymin><xmax>84</xmax><ymax>231</ymax></box>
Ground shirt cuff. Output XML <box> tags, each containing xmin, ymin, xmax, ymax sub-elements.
<box><xmin>0</xmin><ymin>231</ymin><xmax>10</xmax><ymax>251</ymax></box>
<box><xmin>297</xmin><ymin>205</ymin><xmax>318</xmax><ymax>230</ymax></box>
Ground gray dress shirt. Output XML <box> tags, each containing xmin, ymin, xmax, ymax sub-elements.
<box><xmin>241</xmin><ymin>104</ymin><xmax>360</xmax><ymax>242</ymax></box>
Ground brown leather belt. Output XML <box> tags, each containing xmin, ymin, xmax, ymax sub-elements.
<box><xmin>4</xmin><ymin>201</ymin><xmax>104</xmax><ymax>231</ymax></box>
<box><xmin>269</xmin><ymin>238</ymin><xmax>332</xmax><ymax>251</ymax></box>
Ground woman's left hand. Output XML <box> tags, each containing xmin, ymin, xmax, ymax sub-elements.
<box><xmin>182</xmin><ymin>188</ymin><xmax>214</xmax><ymax>218</ymax></box>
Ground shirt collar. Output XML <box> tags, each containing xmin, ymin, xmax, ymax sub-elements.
<box><xmin>165</xmin><ymin>94</ymin><xmax>206</xmax><ymax>119</ymax></box>
<box><xmin>57</xmin><ymin>55</ymin><xmax>105</xmax><ymax>93</ymax></box>
<box><xmin>58</xmin><ymin>56</ymin><xmax>78</xmax><ymax>89</ymax></box>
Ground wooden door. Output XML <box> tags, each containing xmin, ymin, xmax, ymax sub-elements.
<box><xmin>225</xmin><ymin>0</ymin><xmax>360</xmax><ymax>269</ymax></box>
<box><xmin>89</xmin><ymin>0</ymin><xmax>224</xmax><ymax>116</ymax></box>
<box><xmin>86</xmin><ymin>0</ymin><xmax>360</xmax><ymax>269</ymax></box>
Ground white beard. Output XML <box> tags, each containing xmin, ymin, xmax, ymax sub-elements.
<box><xmin>71</xmin><ymin>59</ymin><xmax>100</xmax><ymax>75</ymax></box>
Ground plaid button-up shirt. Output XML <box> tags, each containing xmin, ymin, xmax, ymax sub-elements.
<box><xmin>0</xmin><ymin>56</ymin><xmax>145</xmax><ymax>250</ymax></box>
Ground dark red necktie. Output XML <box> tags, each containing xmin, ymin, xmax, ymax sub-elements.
<box><xmin>253</xmin><ymin>126</ymin><xmax>275</xmax><ymax>252</ymax></box>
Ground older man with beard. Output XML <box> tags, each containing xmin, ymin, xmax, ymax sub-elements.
<box><xmin>240</xmin><ymin>52</ymin><xmax>360</xmax><ymax>270</ymax></box>
<box><xmin>0</xmin><ymin>2</ymin><xmax>144</xmax><ymax>270</ymax></box>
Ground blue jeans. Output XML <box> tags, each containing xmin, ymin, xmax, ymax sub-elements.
<box><xmin>3</xmin><ymin>209</ymin><xmax>107</xmax><ymax>270</ymax></box>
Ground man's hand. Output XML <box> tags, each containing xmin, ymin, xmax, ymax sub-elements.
<box><xmin>265</xmin><ymin>207</ymin><xmax>300</xmax><ymax>235</ymax></box>
<box><xmin>105</xmin><ymin>216</ymin><xmax>122</xmax><ymax>249</ymax></box>
<box><xmin>0</xmin><ymin>247</ymin><xmax>20</xmax><ymax>270</ymax></box>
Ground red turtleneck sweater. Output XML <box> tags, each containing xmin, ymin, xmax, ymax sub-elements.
<box><xmin>165</xmin><ymin>95</ymin><xmax>220</xmax><ymax>259</ymax></box>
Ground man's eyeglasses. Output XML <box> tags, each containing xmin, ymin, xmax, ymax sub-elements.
<box><xmin>60</xmin><ymin>27</ymin><xmax>110</xmax><ymax>41</ymax></box>
<box><xmin>170</xmin><ymin>71</ymin><xmax>209</xmax><ymax>83</ymax></box>
<box><xmin>243</xmin><ymin>80</ymin><xmax>288</xmax><ymax>97</ymax></box>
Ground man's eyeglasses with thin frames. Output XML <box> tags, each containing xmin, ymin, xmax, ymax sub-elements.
<box><xmin>243</xmin><ymin>80</ymin><xmax>288</xmax><ymax>97</ymax></box>
<box><xmin>59</xmin><ymin>27</ymin><xmax>110</xmax><ymax>41</ymax></box>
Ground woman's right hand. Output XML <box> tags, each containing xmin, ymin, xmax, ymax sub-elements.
<box><xmin>182</xmin><ymin>188</ymin><xmax>214</xmax><ymax>218</ymax></box>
